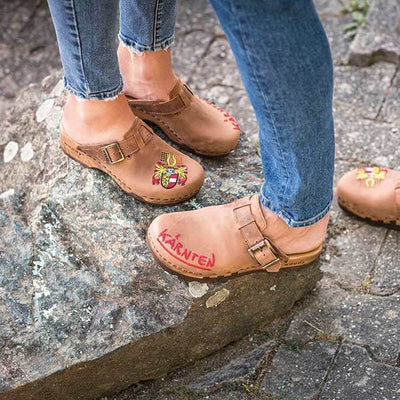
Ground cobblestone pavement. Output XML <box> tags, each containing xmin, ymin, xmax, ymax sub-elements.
<box><xmin>1</xmin><ymin>0</ymin><xmax>399</xmax><ymax>399</ymax></box>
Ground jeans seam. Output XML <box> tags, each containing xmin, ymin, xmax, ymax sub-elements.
<box><xmin>153</xmin><ymin>0</ymin><xmax>161</xmax><ymax>47</ymax></box>
<box><xmin>64</xmin><ymin>80</ymin><xmax>123</xmax><ymax>100</ymax></box>
<box><xmin>69</xmin><ymin>0</ymin><xmax>89</xmax><ymax>94</ymax></box>
<box><xmin>118</xmin><ymin>32</ymin><xmax>175</xmax><ymax>53</ymax></box>
<box><xmin>228</xmin><ymin>2</ymin><xmax>290</xmax><ymax>210</ymax></box>
<box><xmin>259</xmin><ymin>191</ymin><xmax>332</xmax><ymax>227</ymax></box>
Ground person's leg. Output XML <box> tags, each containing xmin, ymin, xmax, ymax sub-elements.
<box><xmin>146</xmin><ymin>0</ymin><xmax>335</xmax><ymax>278</ymax></box>
<box><xmin>47</xmin><ymin>0</ymin><xmax>134</xmax><ymax>144</ymax></box>
<box><xmin>47</xmin><ymin>0</ymin><xmax>205</xmax><ymax>204</ymax></box>
<box><xmin>117</xmin><ymin>0</ymin><xmax>241</xmax><ymax>156</ymax></box>
<box><xmin>118</xmin><ymin>0</ymin><xmax>178</xmax><ymax>100</ymax></box>
<box><xmin>209</xmin><ymin>0</ymin><xmax>334</xmax><ymax>242</ymax></box>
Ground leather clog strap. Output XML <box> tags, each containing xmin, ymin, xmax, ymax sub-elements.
<box><xmin>77</xmin><ymin>121</ymin><xmax>153</xmax><ymax>164</ymax></box>
<box><xmin>127</xmin><ymin>81</ymin><xmax>193</xmax><ymax>116</ymax></box>
<box><xmin>233</xmin><ymin>199</ymin><xmax>288</xmax><ymax>272</ymax></box>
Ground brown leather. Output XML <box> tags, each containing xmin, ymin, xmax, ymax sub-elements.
<box><xmin>127</xmin><ymin>79</ymin><xmax>241</xmax><ymax>156</ymax></box>
<box><xmin>60</xmin><ymin>117</ymin><xmax>205</xmax><ymax>205</ymax></box>
<box><xmin>337</xmin><ymin>166</ymin><xmax>400</xmax><ymax>226</ymax></box>
<box><xmin>147</xmin><ymin>194</ymin><xmax>323</xmax><ymax>279</ymax></box>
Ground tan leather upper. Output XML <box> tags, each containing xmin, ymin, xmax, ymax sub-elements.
<box><xmin>60</xmin><ymin>117</ymin><xmax>204</xmax><ymax>205</ymax></box>
<box><xmin>128</xmin><ymin>79</ymin><xmax>241</xmax><ymax>156</ymax></box>
<box><xmin>147</xmin><ymin>195</ymin><xmax>322</xmax><ymax>279</ymax></box>
<box><xmin>337</xmin><ymin>167</ymin><xmax>400</xmax><ymax>223</ymax></box>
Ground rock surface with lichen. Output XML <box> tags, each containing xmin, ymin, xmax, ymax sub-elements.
<box><xmin>0</xmin><ymin>71</ymin><xmax>321</xmax><ymax>400</ymax></box>
<box><xmin>2</xmin><ymin>0</ymin><xmax>400</xmax><ymax>399</ymax></box>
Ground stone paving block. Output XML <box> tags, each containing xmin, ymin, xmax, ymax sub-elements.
<box><xmin>349</xmin><ymin>0</ymin><xmax>400</xmax><ymax>66</ymax></box>
<box><xmin>321</xmin><ymin>344</ymin><xmax>400</xmax><ymax>400</ymax></box>
<box><xmin>320</xmin><ymin>15</ymin><xmax>353</xmax><ymax>65</ymax></box>
<box><xmin>321</xmin><ymin>202</ymin><xmax>387</xmax><ymax>289</ymax></box>
<box><xmin>192</xmin><ymin>37</ymin><xmax>242</xmax><ymax>91</ymax></box>
<box><xmin>177</xmin><ymin>0</ymin><xmax>224</xmax><ymax>37</ymax></box>
<box><xmin>173</xmin><ymin>30</ymin><xmax>213</xmax><ymax>83</ymax></box>
<box><xmin>285</xmin><ymin>288</ymin><xmax>400</xmax><ymax>362</ymax></box>
<box><xmin>174</xmin><ymin>0</ymin><xmax>217</xmax><ymax>84</ymax></box>
<box><xmin>315</xmin><ymin>0</ymin><xmax>343</xmax><ymax>15</ymax></box>
<box><xmin>334</xmin><ymin>103</ymin><xmax>400</xmax><ymax>167</ymax></box>
<box><xmin>380</xmin><ymin>70</ymin><xmax>400</xmax><ymax>123</ymax></box>
<box><xmin>371</xmin><ymin>230</ymin><xmax>400</xmax><ymax>294</ymax></box>
<box><xmin>0</xmin><ymin>74</ymin><xmax>321</xmax><ymax>400</ymax></box>
<box><xmin>334</xmin><ymin>63</ymin><xmax>397</xmax><ymax>120</ymax></box>
<box><xmin>261</xmin><ymin>341</ymin><xmax>338</xmax><ymax>400</ymax></box>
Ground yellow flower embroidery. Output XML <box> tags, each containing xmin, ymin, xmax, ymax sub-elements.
<box><xmin>356</xmin><ymin>166</ymin><xmax>387</xmax><ymax>187</ymax></box>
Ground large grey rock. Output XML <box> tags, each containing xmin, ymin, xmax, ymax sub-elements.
<box><xmin>0</xmin><ymin>0</ymin><xmax>60</xmax><ymax>120</ymax></box>
<box><xmin>349</xmin><ymin>0</ymin><xmax>400</xmax><ymax>66</ymax></box>
<box><xmin>0</xmin><ymin>74</ymin><xmax>321</xmax><ymax>400</ymax></box>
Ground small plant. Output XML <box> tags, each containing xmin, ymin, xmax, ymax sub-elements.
<box><xmin>259</xmin><ymin>332</ymin><xmax>270</xmax><ymax>341</ymax></box>
<box><xmin>259</xmin><ymin>393</ymin><xmax>283</xmax><ymax>400</ymax></box>
<box><xmin>242</xmin><ymin>382</ymin><xmax>260</xmax><ymax>395</ymax></box>
<box><xmin>304</xmin><ymin>320</ymin><xmax>341</xmax><ymax>343</ymax></box>
<box><xmin>338</xmin><ymin>0</ymin><xmax>369</xmax><ymax>39</ymax></box>
<box><xmin>278</xmin><ymin>384</ymin><xmax>288</xmax><ymax>398</ymax></box>
<box><xmin>312</xmin><ymin>331</ymin><xmax>340</xmax><ymax>343</ymax></box>
<box><xmin>162</xmin><ymin>386</ymin><xmax>199</xmax><ymax>400</ymax></box>
<box><xmin>361</xmin><ymin>275</ymin><xmax>374</xmax><ymax>292</ymax></box>
<box><xmin>282</xmin><ymin>339</ymin><xmax>303</xmax><ymax>353</ymax></box>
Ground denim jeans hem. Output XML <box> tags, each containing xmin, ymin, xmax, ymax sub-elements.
<box><xmin>63</xmin><ymin>77</ymin><xmax>123</xmax><ymax>100</ymax></box>
<box><xmin>118</xmin><ymin>32</ymin><xmax>175</xmax><ymax>55</ymax></box>
<box><xmin>259</xmin><ymin>191</ymin><xmax>332</xmax><ymax>228</ymax></box>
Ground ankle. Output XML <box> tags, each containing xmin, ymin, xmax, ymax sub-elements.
<box><xmin>260</xmin><ymin>203</ymin><xmax>329</xmax><ymax>254</ymax></box>
<box><xmin>118</xmin><ymin>45</ymin><xmax>177</xmax><ymax>100</ymax></box>
<box><xmin>62</xmin><ymin>94</ymin><xmax>135</xmax><ymax>144</ymax></box>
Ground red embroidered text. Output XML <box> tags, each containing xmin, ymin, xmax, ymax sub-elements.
<box><xmin>157</xmin><ymin>228</ymin><xmax>216</xmax><ymax>270</ymax></box>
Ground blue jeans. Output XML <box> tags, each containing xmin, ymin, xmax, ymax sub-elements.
<box><xmin>47</xmin><ymin>0</ymin><xmax>334</xmax><ymax>227</ymax></box>
<box><xmin>47</xmin><ymin>0</ymin><xmax>177</xmax><ymax>99</ymax></box>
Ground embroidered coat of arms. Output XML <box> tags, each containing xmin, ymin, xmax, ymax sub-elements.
<box><xmin>152</xmin><ymin>152</ymin><xmax>188</xmax><ymax>189</ymax></box>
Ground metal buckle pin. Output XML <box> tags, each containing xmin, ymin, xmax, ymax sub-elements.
<box><xmin>102</xmin><ymin>143</ymin><xmax>125</xmax><ymax>164</ymax></box>
<box><xmin>248</xmin><ymin>239</ymin><xmax>280</xmax><ymax>270</ymax></box>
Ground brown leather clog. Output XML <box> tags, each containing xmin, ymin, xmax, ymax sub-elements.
<box><xmin>147</xmin><ymin>194</ymin><xmax>323</xmax><ymax>279</ymax></box>
<box><xmin>60</xmin><ymin>117</ymin><xmax>204</xmax><ymax>205</ymax></box>
<box><xmin>337</xmin><ymin>166</ymin><xmax>400</xmax><ymax>228</ymax></box>
<box><xmin>127</xmin><ymin>79</ymin><xmax>241</xmax><ymax>157</ymax></box>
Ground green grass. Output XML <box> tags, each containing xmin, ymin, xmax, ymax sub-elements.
<box><xmin>338</xmin><ymin>0</ymin><xmax>370</xmax><ymax>39</ymax></box>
